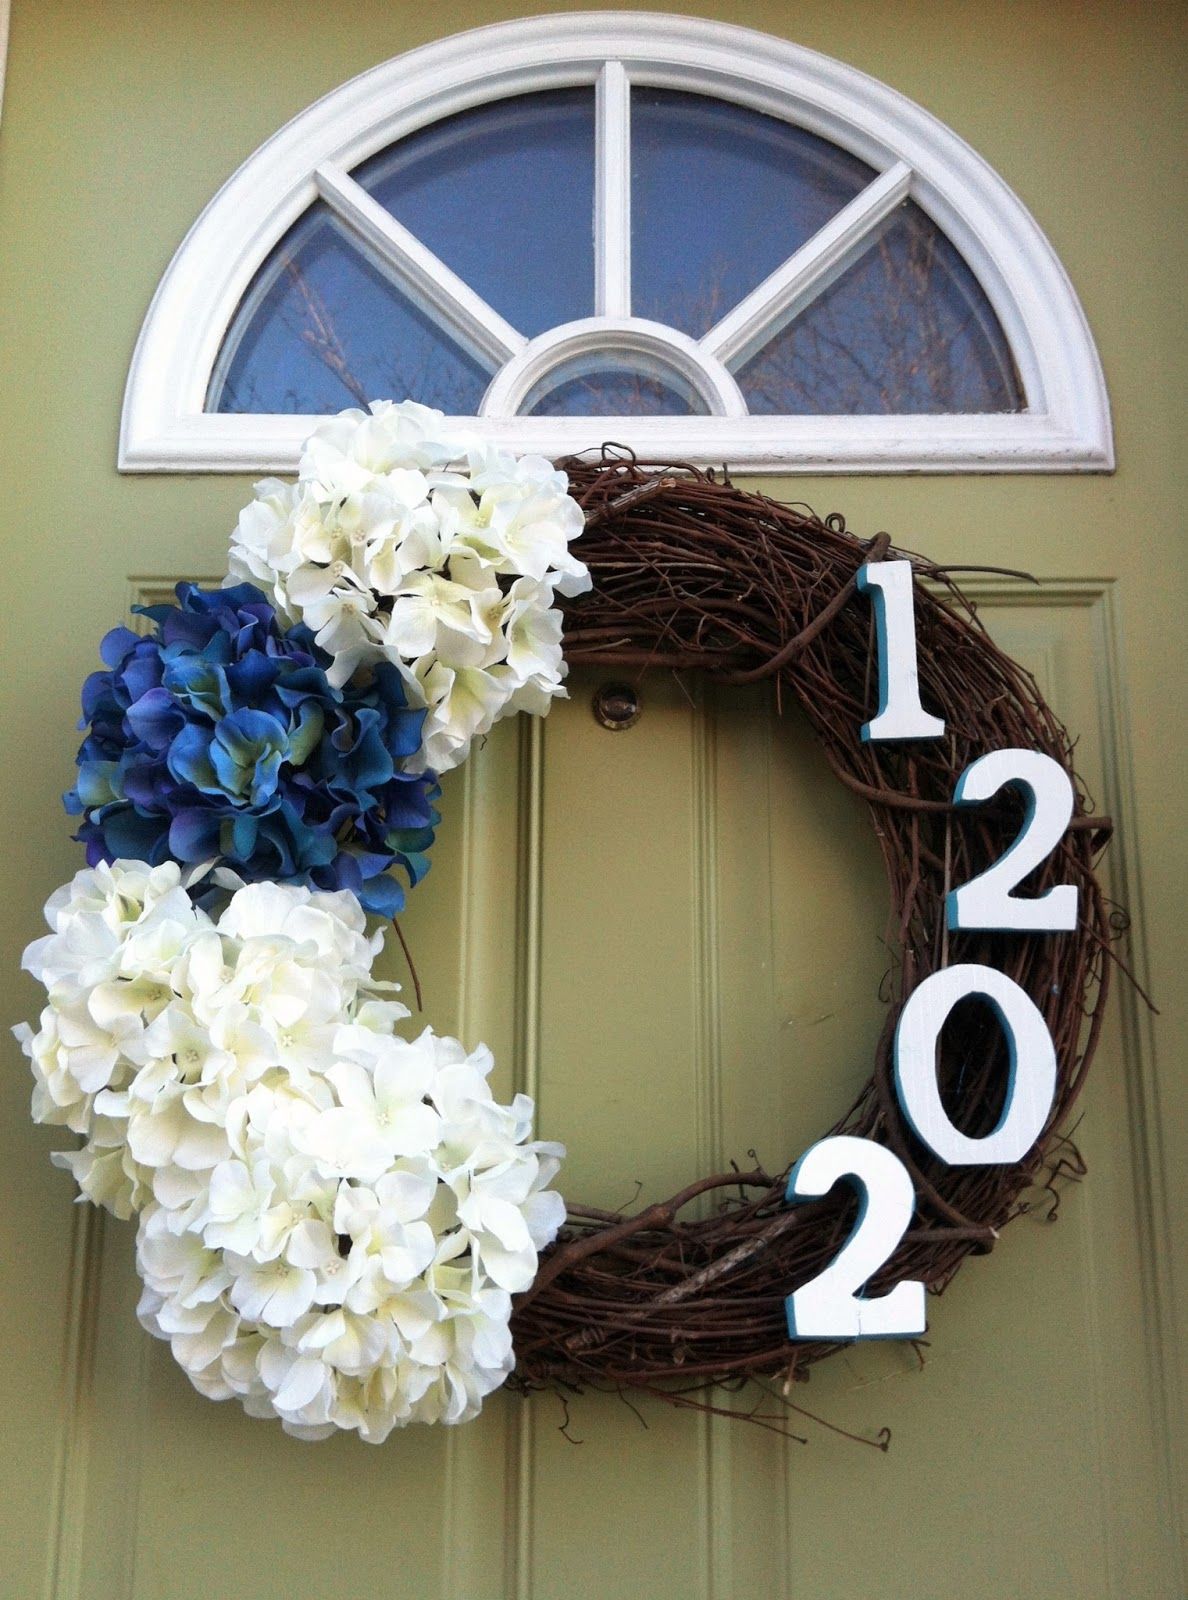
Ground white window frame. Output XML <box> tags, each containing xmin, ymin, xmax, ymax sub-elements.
<box><xmin>119</xmin><ymin>11</ymin><xmax>1114</xmax><ymax>474</ymax></box>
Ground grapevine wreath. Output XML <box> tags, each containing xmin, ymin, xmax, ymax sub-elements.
<box><xmin>15</xmin><ymin>400</ymin><xmax>1118</xmax><ymax>1444</ymax></box>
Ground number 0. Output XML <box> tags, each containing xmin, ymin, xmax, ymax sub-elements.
<box><xmin>893</xmin><ymin>963</ymin><xmax>1058</xmax><ymax>1165</ymax></box>
<box><xmin>786</xmin><ymin>1136</ymin><xmax>926</xmax><ymax>1340</ymax></box>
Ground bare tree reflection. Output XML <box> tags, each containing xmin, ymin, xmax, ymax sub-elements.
<box><xmin>738</xmin><ymin>218</ymin><xmax>1022</xmax><ymax>415</ymax></box>
<box><xmin>218</xmin><ymin>211</ymin><xmax>1021</xmax><ymax>419</ymax></box>
<box><xmin>218</xmin><ymin>253</ymin><xmax>490</xmax><ymax>417</ymax></box>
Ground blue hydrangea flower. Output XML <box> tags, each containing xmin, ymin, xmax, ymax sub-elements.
<box><xmin>66</xmin><ymin>583</ymin><xmax>439</xmax><ymax>917</ymax></box>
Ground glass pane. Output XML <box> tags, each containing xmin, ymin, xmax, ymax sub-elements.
<box><xmin>523</xmin><ymin>356</ymin><xmax>709</xmax><ymax>417</ymax></box>
<box><xmin>737</xmin><ymin>201</ymin><xmax>1024</xmax><ymax>414</ymax></box>
<box><xmin>355</xmin><ymin>90</ymin><xmax>595</xmax><ymax>339</ymax></box>
<box><xmin>631</xmin><ymin>89</ymin><xmax>875</xmax><ymax>338</ymax></box>
<box><xmin>209</xmin><ymin>203</ymin><xmax>490</xmax><ymax>415</ymax></box>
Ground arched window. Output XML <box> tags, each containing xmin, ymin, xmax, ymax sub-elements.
<box><xmin>121</xmin><ymin>14</ymin><xmax>1113</xmax><ymax>473</ymax></box>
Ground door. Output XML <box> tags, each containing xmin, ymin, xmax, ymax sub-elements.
<box><xmin>1</xmin><ymin>3</ymin><xmax>1184</xmax><ymax>1598</ymax></box>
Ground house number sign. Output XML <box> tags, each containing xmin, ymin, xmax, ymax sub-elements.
<box><xmin>786</xmin><ymin>559</ymin><xmax>1072</xmax><ymax>1341</ymax></box>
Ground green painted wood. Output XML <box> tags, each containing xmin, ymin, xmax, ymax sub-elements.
<box><xmin>0</xmin><ymin>3</ymin><xmax>1183</xmax><ymax>1597</ymax></box>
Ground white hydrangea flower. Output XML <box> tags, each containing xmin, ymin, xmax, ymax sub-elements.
<box><xmin>135</xmin><ymin>1020</ymin><xmax>565</xmax><ymax>1442</ymax></box>
<box><xmin>226</xmin><ymin>400</ymin><xmax>591</xmax><ymax>773</ymax></box>
<box><xmin>225</xmin><ymin>478</ymin><xmax>306</xmax><ymax>620</ymax></box>
<box><xmin>14</xmin><ymin>868</ymin><xmax>403</xmax><ymax>1217</ymax></box>
<box><xmin>299</xmin><ymin>399</ymin><xmax>462</xmax><ymax>491</ymax></box>
<box><xmin>412</xmin><ymin>660</ymin><xmax>509</xmax><ymax>776</ymax></box>
<box><xmin>17</xmin><ymin>863</ymin><xmax>566</xmax><ymax>1439</ymax></box>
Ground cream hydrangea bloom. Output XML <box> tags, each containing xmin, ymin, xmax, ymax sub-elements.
<box><xmin>135</xmin><ymin>1021</ymin><xmax>565</xmax><ymax>1442</ymax></box>
<box><xmin>14</xmin><ymin>866</ymin><xmax>400</xmax><ymax>1218</ymax></box>
<box><xmin>227</xmin><ymin>400</ymin><xmax>591</xmax><ymax>774</ymax></box>
<box><xmin>16</xmin><ymin>862</ymin><xmax>566</xmax><ymax>1439</ymax></box>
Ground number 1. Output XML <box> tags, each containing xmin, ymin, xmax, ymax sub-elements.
<box><xmin>858</xmin><ymin>560</ymin><xmax>946</xmax><ymax>742</ymax></box>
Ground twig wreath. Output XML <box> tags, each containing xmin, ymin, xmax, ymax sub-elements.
<box><xmin>511</xmin><ymin>451</ymin><xmax>1115</xmax><ymax>1415</ymax></box>
<box><xmin>15</xmin><ymin>402</ymin><xmax>1118</xmax><ymax>1444</ymax></box>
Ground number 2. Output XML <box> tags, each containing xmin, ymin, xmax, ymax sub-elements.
<box><xmin>947</xmin><ymin>749</ymin><xmax>1078</xmax><ymax>932</ymax></box>
<box><xmin>785</xmin><ymin>1136</ymin><xmax>926</xmax><ymax>1340</ymax></box>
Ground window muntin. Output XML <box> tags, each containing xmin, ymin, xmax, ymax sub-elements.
<box><xmin>629</xmin><ymin>89</ymin><xmax>876</xmax><ymax>339</ymax></box>
<box><xmin>207</xmin><ymin>83</ymin><xmax>1021</xmax><ymax>422</ymax></box>
<box><xmin>353</xmin><ymin>89</ymin><xmax>596</xmax><ymax>339</ymax></box>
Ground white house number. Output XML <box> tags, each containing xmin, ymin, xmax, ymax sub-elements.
<box><xmin>785</xmin><ymin>562</ymin><xmax>1077</xmax><ymax>1341</ymax></box>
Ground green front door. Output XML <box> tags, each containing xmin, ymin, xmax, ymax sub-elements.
<box><xmin>1</xmin><ymin>3</ymin><xmax>1183</xmax><ymax>1597</ymax></box>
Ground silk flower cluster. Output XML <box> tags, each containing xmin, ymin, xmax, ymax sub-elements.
<box><xmin>16</xmin><ymin>864</ymin><xmax>565</xmax><ymax>1438</ymax></box>
<box><xmin>66</xmin><ymin>581</ymin><xmax>438</xmax><ymax>918</ymax></box>
<box><xmin>230</xmin><ymin>398</ymin><xmax>592</xmax><ymax>774</ymax></box>
<box><xmin>15</xmin><ymin>401</ymin><xmax>589</xmax><ymax>1440</ymax></box>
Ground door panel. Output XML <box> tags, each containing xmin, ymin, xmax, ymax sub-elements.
<box><xmin>37</xmin><ymin>578</ymin><xmax>1176</xmax><ymax>1600</ymax></box>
